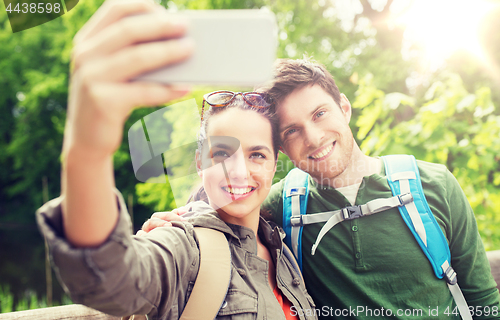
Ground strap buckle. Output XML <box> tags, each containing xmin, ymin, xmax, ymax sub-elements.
<box><xmin>286</xmin><ymin>187</ymin><xmax>306</xmax><ymax>197</ymax></box>
<box><xmin>341</xmin><ymin>206</ymin><xmax>363</xmax><ymax>221</ymax></box>
<box><xmin>398</xmin><ymin>193</ymin><xmax>413</xmax><ymax>206</ymax></box>
<box><xmin>290</xmin><ymin>216</ymin><xmax>302</xmax><ymax>226</ymax></box>
<box><xmin>444</xmin><ymin>266</ymin><xmax>458</xmax><ymax>285</ymax></box>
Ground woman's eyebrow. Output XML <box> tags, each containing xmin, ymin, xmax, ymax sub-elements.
<box><xmin>248</xmin><ymin>145</ymin><xmax>272</xmax><ymax>154</ymax></box>
<box><xmin>211</xmin><ymin>143</ymin><xmax>233</xmax><ymax>150</ymax></box>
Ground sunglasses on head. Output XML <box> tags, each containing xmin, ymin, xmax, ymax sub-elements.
<box><xmin>201</xmin><ymin>91</ymin><xmax>273</xmax><ymax>123</ymax></box>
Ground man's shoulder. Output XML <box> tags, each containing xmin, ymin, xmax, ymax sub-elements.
<box><xmin>415</xmin><ymin>158</ymin><xmax>448</xmax><ymax>176</ymax></box>
<box><xmin>264</xmin><ymin>170</ymin><xmax>313</xmax><ymax>207</ymax></box>
<box><xmin>261</xmin><ymin>177</ymin><xmax>288</xmax><ymax>224</ymax></box>
<box><xmin>415</xmin><ymin>158</ymin><xmax>452</xmax><ymax>193</ymax></box>
<box><xmin>265</xmin><ymin>178</ymin><xmax>287</xmax><ymax>204</ymax></box>
<box><xmin>271</xmin><ymin>176</ymin><xmax>287</xmax><ymax>192</ymax></box>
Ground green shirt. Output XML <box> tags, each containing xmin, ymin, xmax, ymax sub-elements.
<box><xmin>263</xmin><ymin>160</ymin><xmax>500</xmax><ymax>319</ymax></box>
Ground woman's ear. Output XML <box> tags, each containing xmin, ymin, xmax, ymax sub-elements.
<box><xmin>195</xmin><ymin>150</ymin><xmax>203</xmax><ymax>178</ymax></box>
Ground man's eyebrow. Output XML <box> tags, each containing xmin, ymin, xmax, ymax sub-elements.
<box><xmin>280</xmin><ymin>122</ymin><xmax>295</xmax><ymax>134</ymax></box>
<box><xmin>279</xmin><ymin>104</ymin><xmax>327</xmax><ymax>133</ymax></box>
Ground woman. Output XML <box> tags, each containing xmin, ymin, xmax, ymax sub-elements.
<box><xmin>36</xmin><ymin>1</ymin><xmax>316</xmax><ymax>319</ymax></box>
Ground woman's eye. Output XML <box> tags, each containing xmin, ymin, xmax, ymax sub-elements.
<box><xmin>212</xmin><ymin>150</ymin><xmax>229</xmax><ymax>158</ymax></box>
<box><xmin>250</xmin><ymin>152</ymin><xmax>266</xmax><ymax>160</ymax></box>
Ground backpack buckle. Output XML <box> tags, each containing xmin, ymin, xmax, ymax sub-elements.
<box><xmin>290</xmin><ymin>216</ymin><xmax>303</xmax><ymax>226</ymax></box>
<box><xmin>398</xmin><ymin>193</ymin><xmax>413</xmax><ymax>206</ymax></box>
<box><xmin>444</xmin><ymin>266</ymin><xmax>458</xmax><ymax>285</ymax></box>
<box><xmin>286</xmin><ymin>187</ymin><xmax>307</xmax><ymax>197</ymax></box>
<box><xmin>341</xmin><ymin>206</ymin><xmax>363</xmax><ymax>220</ymax></box>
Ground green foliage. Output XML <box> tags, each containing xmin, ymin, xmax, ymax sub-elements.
<box><xmin>1</xmin><ymin>0</ymin><xmax>500</xmax><ymax>301</ymax></box>
<box><xmin>0</xmin><ymin>285</ymin><xmax>73</xmax><ymax>313</ymax></box>
<box><xmin>133</xmin><ymin>89</ymin><xmax>208</xmax><ymax>210</ymax></box>
<box><xmin>1</xmin><ymin>4</ymin><xmax>68</xmax><ymax>223</ymax></box>
<box><xmin>0</xmin><ymin>285</ymin><xmax>14</xmax><ymax>313</ymax></box>
<box><xmin>354</xmin><ymin>72</ymin><xmax>500</xmax><ymax>249</ymax></box>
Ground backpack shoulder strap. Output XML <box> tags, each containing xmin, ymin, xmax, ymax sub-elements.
<box><xmin>180</xmin><ymin>227</ymin><xmax>231</xmax><ymax>320</ymax></box>
<box><xmin>382</xmin><ymin>155</ymin><xmax>450</xmax><ymax>278</ymax></box>
<box><xmin>382</xmin><ymin>154</ymin><xmax>471</xmax><ymax>320</ymax></box>
<box><xmin>282</xmin><ymin>167</ymin><xmax>310</xmax><ymax>271</ymax></box>
<box><xmin>122</xmin><ymin>227</ymin><xmax>231</xmax><ymax>320</ymax></box>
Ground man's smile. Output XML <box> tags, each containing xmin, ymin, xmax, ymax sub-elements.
<box><xmin>308</xmin><ymin>142</ymin><xmax>336</xmax><ymax>160</ymax></box>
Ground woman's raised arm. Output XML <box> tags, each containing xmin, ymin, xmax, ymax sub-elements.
<box><xmin>62</xmin><ymin>0</ymin><xmax>193</xmax><ymax>247</ymax></box>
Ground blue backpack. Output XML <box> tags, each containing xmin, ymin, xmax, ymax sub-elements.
<box><xmin>282</xmin><ymin>154</ymin><xmax>472</xmax><ymax>320</ymax></box>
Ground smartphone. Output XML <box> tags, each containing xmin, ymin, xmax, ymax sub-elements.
<box><xmin>134</xmin><ymin>9</ymin><xmax>278</xmax><ymax>87</ymax></box>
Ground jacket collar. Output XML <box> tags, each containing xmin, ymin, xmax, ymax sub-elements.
<box><xmin>184</xmin><ymin>201</ymin><xmax>285</xmax><ymax>251</ymax></box>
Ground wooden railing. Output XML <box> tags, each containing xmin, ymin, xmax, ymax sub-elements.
<box><xmin>0</xmin><ymin>304</ymin><xmax>120</xmax><ymax>319</ymax></box>
<box><xmin>1</xmin><ymin>250</ymin><xmax>500</xmax><ymax>319</ymax></box>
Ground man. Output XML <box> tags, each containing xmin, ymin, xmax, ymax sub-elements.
<box><xmin>145</xmin><ymin>58</ymin><xmax>499</xmax><ymax>319</ymax></box>
<box><xmin>258</xmin><ymin>58</ymin><xmax>500</xmax><ymax>319</ymax></box>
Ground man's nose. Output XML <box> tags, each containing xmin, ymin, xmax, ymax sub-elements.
<box><xmin>303</xmin><ymin>123</ymin><xmax>324</xmax><ymax>148</ymax></box>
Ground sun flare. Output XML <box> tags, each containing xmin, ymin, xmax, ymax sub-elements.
<box><xmin>394</xmin><ymin>0</ymin><xmax>498</xmax><ymax>67</ymax></box>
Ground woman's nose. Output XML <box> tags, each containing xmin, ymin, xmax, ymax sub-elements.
<box><xmin>225</xmin><ymin>148</ymin><xmax>248</xmax><ymax>181</ymax></box>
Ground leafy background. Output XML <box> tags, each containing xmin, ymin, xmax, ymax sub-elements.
<box><xmin>1</xmin><ymin>0</ymin><xmax>499</xmax><ymax>311</ymax></box>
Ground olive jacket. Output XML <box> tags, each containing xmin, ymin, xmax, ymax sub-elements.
<box><xmin>36</xmin><ymin>192</ymin><xmax>318</xmax><ymax>320</ymax></box>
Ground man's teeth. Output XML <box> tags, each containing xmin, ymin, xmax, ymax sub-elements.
<box><xmin>222</xmin><ymin>187</ymin><xmax>253</xmax><ymax>195</ymax></box>
<box><xmin>310</xmin><ymin>143</ymin><xmax>334</xmax><ymax>159</ymax></box>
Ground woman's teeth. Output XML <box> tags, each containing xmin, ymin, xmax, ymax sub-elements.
<box><xmin>222</xmin><ymin>187</ymin><xmax>254</xmax><ymax>195</ymax></box>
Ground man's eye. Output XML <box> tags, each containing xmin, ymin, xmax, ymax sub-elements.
<box><xmin>315</xmin><ymin>111</ymin><xmax>325</xmax><ymax>118</ymax></box>
<box><xmin>284</xmin><ymin>128</ymin><xmax>297</xmax><ymax>136</ymax></box>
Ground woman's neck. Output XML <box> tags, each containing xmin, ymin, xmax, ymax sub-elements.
<box><xmin>216</xmin><ymin>207</ymin><xmax>261</xmax><ymax>236</ymax></box>
<box><xmin>217</xmin><ymin>206</ymin><xmax>276</xmax><ymax>289</ymax></box>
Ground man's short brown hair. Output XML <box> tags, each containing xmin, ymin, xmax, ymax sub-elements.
<box><xmin>259</xmin><ymin>57</ymin><xmax>341</xmax><ymax>109</ymax></box>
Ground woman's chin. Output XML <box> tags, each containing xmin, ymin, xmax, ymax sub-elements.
<box><xmin>214</xmin><ymin>202</ymin><xmax>257</xmax><ymax>221</ymax></box>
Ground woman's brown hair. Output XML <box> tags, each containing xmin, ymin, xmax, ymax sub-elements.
<box><xmin>187</xmin><ymin>96</ymin><xmax>280</xmax><ymax>205</ymax></box>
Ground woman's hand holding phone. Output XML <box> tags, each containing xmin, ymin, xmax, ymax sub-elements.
<box><xmin>62</xmin><ymin>0</ymin><xmax>193</xmax><ymax>247</ymax></box>
<box><xmin>65</xmin><ymin>0</ymin><xmax>194</xmax><ymax>158</ymax></box>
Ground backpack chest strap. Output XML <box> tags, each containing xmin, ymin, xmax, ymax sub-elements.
<box><xmin>300</xmin><ymin>193</ymin><xmax>413</xmax><ymax>255</ymax></box>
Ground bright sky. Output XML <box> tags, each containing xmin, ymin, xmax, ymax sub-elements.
<box><xmin>393</xmin><ymin>0</ymin><xmax>498</xmax><ymax>68</ymax></box>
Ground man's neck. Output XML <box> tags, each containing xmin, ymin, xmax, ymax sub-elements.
<box><xmin>316</xmin><ymin>145</ymin><xmax>381</xmax><ymax>189</ymax></box>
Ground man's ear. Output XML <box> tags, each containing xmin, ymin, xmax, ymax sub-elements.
<box><xmin>340</xmin><ymin>93</ymin><xmax>352</xmax><ymax>123</ymax></box>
